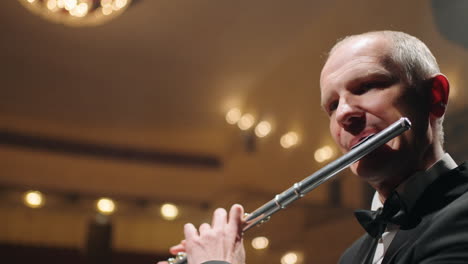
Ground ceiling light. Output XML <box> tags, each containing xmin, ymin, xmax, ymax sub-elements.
<box><xmin>226</xmin><ymin>108</ymin><xmax>242</xmax><ymax>125</ymax></box>
<box><xmin>160</xmin><ymin>203</ymin><xmax>179</xmax><ymax>220</ymax></box>
<box><xmin>255</xmin><ymin>121</ymin><xmax>272</xmax><ymax>137</ymax></box>
<box><xmin>18</xmin><ymin>0</ymin><xmax>132</xmax><ymax>27</ymax></box>
<box><xmin>281</xmin><ymin>252</ymin><xmax>303</xmax><ymax>264</ymax></box>
<box><xmin>280</xmin><ymin>132</ymin><xmax>299</xmax><ymax>148</ymax></box>
<box><xmin>238</xmin><ymin>114</ymin><xmax>255</xmax><ymax>130</ymax></box>
<box><xmin>251</xmin><ymin>236</ymin><xmax>269</xmax><ymax>250</ymax></box>
<box><xmin>314</xmin><ymin>145</ymin><xmax>334</xmax><ymax>163</ymax></box>
<box><xmin>63</xmin><ymin>0</ymin><xmax>77</xmax><ymax>11</ymax></box>
<box><xmin>96</xmin><ymin>198</ymin><xmax>116</xmax><ymax>215</ymax></box>
<box><xmin>23</xmin><ymin>190</ymin><xmax>45</xmax><ymax>208</ymax></box>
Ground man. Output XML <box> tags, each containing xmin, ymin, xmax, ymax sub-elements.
<box><xmin>162</xmin><ymin>31</ymin><xmax>468</xmax><ymax>263</ymax></box>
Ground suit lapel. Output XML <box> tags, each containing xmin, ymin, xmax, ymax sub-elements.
<box><xmin>381</xmin><ymin>216</ymin><xmax>432</xmax><ymax>264</ymax></box>
<box><xmin>383</xmin><ymin>163</ymin><xmax>468</xmax><ymax>264</ymax></box>
<box><xmin>352</xmin><ymin>235</ymin><xmax>376</xmax><ymax>264</ymax></box>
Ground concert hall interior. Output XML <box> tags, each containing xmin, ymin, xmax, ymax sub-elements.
<box><xmin>0</xmin><ymin>0</ymin><xmax>467</xmax><ymax>263</ymax></box>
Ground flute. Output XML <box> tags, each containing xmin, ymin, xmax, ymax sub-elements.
<box><xmin>165</xmin><ymin>117</ymin><xmax>412</xmax><ymax>264</ymax></box>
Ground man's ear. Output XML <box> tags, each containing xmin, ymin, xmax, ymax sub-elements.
<box><xmin>428</xmin><ymin>74</ymin><xmax>450</xmax><ymax>118</ymax></box>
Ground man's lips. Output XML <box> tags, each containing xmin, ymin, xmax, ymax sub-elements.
<box><xmin>347</xmin><ymin>130</ymin><xmax>379</xmax><ymax>150</ymax></box>
<box><xmin>350</xmin><ymin>134</ymin><xmax>376</xmax><ymax>150</ymax></box>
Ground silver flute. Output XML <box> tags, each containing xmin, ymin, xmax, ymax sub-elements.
<box><xmin>166</xmin><ymin>117</ymin><xmax>412</xmax><ymax>264</ymax></box>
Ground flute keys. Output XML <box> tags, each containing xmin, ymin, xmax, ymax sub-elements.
<box><xmin>177</xmin><ymin>252</ymin><xmax>186</xmax><ymax>260</ymax></box>
<box><xmin>257</xmin><ymin>216</ymin><xmax>271</xmax><ymax>226</ymax></box>
<box><xmin>161</xmin><ymin>252</ymin><xmax>186</xmax><ymax>264</ymax></box>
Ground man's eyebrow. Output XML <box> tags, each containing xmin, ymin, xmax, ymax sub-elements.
<box><xmin>358</xmin><ymin>70</ymin><xmax>394</xmax><ymax>80</ymax></box>
<box><xmin>347</xmin><ymin>70</ymin><xmax>398</xmax><ymax>85</ymax></box>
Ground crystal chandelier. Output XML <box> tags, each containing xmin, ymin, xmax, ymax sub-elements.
<box><xmin>18</xmin><ymin>0</ymin><xmax>132</xmax><ymax>27</ymax></box>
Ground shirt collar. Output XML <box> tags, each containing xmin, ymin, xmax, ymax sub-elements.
<box><xmin>371</xmin><ymin>153</ymin><xmax>458</xmax><ymax>210</ymax></box>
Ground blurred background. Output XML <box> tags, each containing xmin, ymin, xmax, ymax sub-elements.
<box><xmin>0</xmin><ymin>0</ymin><xmax>467</xmax><ymax>263</ymax></box>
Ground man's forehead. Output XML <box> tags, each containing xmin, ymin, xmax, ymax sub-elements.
<box><xmin>322</xmin><ymin>56</ymin><xmax>389</xmax><ymax>82</ymax></box>
<box><xmin>319</xmin><ymin>37</ymin><xmax>396</xmax><ymax>105</ymax></box>
<box><xmin>323</xmin><ymin>35</ymin><xmax>391</xmax><ymax>72</ymax></box>
<box><xmin>320</xmin><ymin>36</ymin><xmax>392</xmax><ymax>82</ymax></box>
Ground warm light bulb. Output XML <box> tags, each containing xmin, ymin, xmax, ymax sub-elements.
<box><xmin>281</xmin><ymin>252</ymin><xmax>299</xmax><ymax>264</ymax></box>
<box><xmin>47</xmin><ymin>0</ymin><xmax>57</xmax><ymax>10</ymax></box>
<box><xmin>255</xmin><ymin>121</ymin><xmax>271</xmax><ymax>137</ymax></box>
<box><xmin>113</xmin><ymin>0</ymin><xmax>128</xmax><ymax>10</ymax></box>
<box><xmin>23</xmin><ymin>190</ymin><xmax>45</xmax><ymax>208</ymax></box>
<box><xmin>314</xmin><ymin>145</ymin><xmax>334</xmax><ymax>163</ymax></box>
<box><xmin>160</xmin><ymin>203</ymin><xmax>179</xmax><ymax>220</ymax></box>
<box><xmin>251</xmin><ymin>236</ymin><xmax>269</xmax><ymax>250</ymax></box>
<box><xmin>63</xmin><ymin>0</ymin><xmax>77</xmax><ymax>11</ymax></box>
<box><xmin>280</xmin><ymin>132</ymin><xmax>299</xmax><ymax>148</ymax></box>
<box><xmin>19</xmin><ymin>0</ymin><xmax>133</xmax><ymax>27</ymax></box>
<box><xmin>238</xmin><ymin>114</ymin><xmax>255</xmax><ymax>130</ymax></box>
<box><xmin>70</xmin><ymin>3</ymin><xmax>89</xmax><ymax>17</ymax></box>
<box><xmin>102</xmin><ymin>5</ymin><xmax>113</xmax><ymax>15</ymax></box>
<box><xmin>101</xmin><ymin>0</ymin><xmax>112</xmax><ymax>7</ymax></box>
<box><xmin>226</xmin><ymin>108</ymin><xmax>242</xmax><ymax>125</ymax></box>
<box><xmin>96</xmin><ymin>198</ymin><xmax>116</xmax><ymax>215</ymax></box>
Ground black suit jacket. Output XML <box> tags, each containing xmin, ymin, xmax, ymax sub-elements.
<box><xmin>339</xmin><ymin>163</ymin><xmax>468</xmax><ymax>264</ymax></box>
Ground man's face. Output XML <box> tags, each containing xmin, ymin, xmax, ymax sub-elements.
<box><xmin>320</xmin><ymin>36</ymin><xmax>429</xmax><ymax>184</ymax></box>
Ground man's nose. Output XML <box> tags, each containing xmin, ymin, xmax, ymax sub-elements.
<box><xmin>335</xmin><ymin>97</ymin><xmax>365</xmax><ymax>133</ymax></box>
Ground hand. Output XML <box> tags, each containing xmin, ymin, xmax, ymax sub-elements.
<box><xmin>180</xmin><ymin>204</ymin><xmax>246</xmax><ymax>264</ymax></box>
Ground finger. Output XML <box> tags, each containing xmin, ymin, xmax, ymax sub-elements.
<box><xmin>227</xmin><ymin>204</ymin><xmax>244</xmax><ymax>233</ymax></box>
<box><xmin>228</xmin><ymin>204</ymin><xmax>244</xmax><ymax>224</ymax></box>
<box><xmin>156</xmin><ymin>262</ymin><xmax>168</xmax><ymax>264</ymax></box>
<box><xmin>169</xmin><ymin>242</ymin><xmax>185</xmax><ymax>255</ymax></box>
<box><xmin>199</xmin><ymin>223</ymin><xmax>211</xmax><ymax>234</ymax></box>
<box><xmin>212</xmin><ymin>208</ymin><xmax>228</xmax><ymax>229</ymax></box>
<box><xmin>184</xmin><ymin>223</ymin><xmax>198</xmax><ymax>240</ymax></box>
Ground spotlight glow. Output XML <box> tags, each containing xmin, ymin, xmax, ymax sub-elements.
<box><xmin>23</xmin><ymin>190</ymin><xmax>45</xmax><ymax>208</ymax></box>
<box><xmin>47</xmin><ymin>0</ymin><xmax>57</xmax><ymax>10</ymax></box>
<box><xmin>251</xmin><ymin>236</ymin><xmax>269</xmax><ymax>250</ymax></box>
<box><xmin>102</xmin><ymin>5</ymin><xmax>113</xmax><ymax>15</ymax></box>
<box><xmin>254</xmin><ymin>121</ymin><xmax>272</xmax><ymax>137</ymax></box>
<box><xmin>160</xmin><ymin>203</ymin><xmax>179</xmax><ymax>220</ymax></box>
<box><xmin>96</xmin><ymin>198</ymin><xmax>116</xmax><ymax>215</ymax></box>
<box><xmin>314</xmin><ymin>145</ymin><xmax>334</xmax><ymax>163</ymax></box>
<box><xmin>70</xmin><ymin>3</ymin><xmax>89</xmax><ymax>17</ymax></box>
<box><xmin>238</xmin><ymin>114</ymin><xmax>255</xmax><ymax>130</ymax></box>
<box><xmin>100</xmin><ymin>0</ymin><xmax>112</xmax><ymax>7</ymax></box>
<box><xmin>113</xmin><ymin>0</ymin><xmax>128</xmax><ymax>10</ymax></box>
<box><xmin>63</xmin><ymin>0</ymin><xmax>77</xmax><ymax>11</ymax></box>
<box><xmin>281</xmin><ymin>252</ymin><xmax>301</xmax><ymax>264</ymax></box>
<box><xmin>280</xmin><ymin>132</ymin><xmax>299</xmax><ymax>148</ymax></box>
<box><xmin>19</xmin><ymin>0</ymin><xmax>133</xmax><ymax>27</ymax></box>
<box><xmin>226</xmin><ymin>108</ymin><xmax>242</xmax><ymax>125</ymax></box>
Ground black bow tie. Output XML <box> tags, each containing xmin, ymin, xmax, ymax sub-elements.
<box><xmin>353</xmin><ymin>192</ymin><xmax>422</xmax><ymax>264</ymax></box>
<box><xmin>354</xmin><ymin>191</ymin><xmax>411</xmax><ymax>238</ymax></box>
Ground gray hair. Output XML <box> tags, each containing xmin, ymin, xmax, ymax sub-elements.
<box><xmin>328</xmin><ymin>30</ymin><xmax>445</xmax><ymax>145</ymax></box>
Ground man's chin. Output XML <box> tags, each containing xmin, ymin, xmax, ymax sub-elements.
<box><xmin>351</xmin><ymin>145</ymin><xmax>399</xmax><ymax>179</ymax></box>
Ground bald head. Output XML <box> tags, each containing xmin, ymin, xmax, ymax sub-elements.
<box><xmin>323</xmin><ymin>30</ymin><xmax>446</xmax><ymax>145</ymax></box>
<box><xmin>327</xmin><ymin>31</ymin><xmax>440</xmax><ymax>88</ymax></box>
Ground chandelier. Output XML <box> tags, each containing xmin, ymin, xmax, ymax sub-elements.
<box><xmin>18</xmin><ymin>0</ymin><xmax>132</xmax><ymax>27</ymax></box>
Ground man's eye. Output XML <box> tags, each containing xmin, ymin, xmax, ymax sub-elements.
<box><xmin>355</xmin><ymin>81</ymin><xmax>388</xmax><ymax>95</ymax></box>
<box><xmin>328</xmin><ymin>100</ymin><xmax>338</xmax><ymax>113</ymax></box>
<box><xmin>355</xmin><ymin>82</ymin><xmax>375</xmax><ymax>95</ymax></box>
